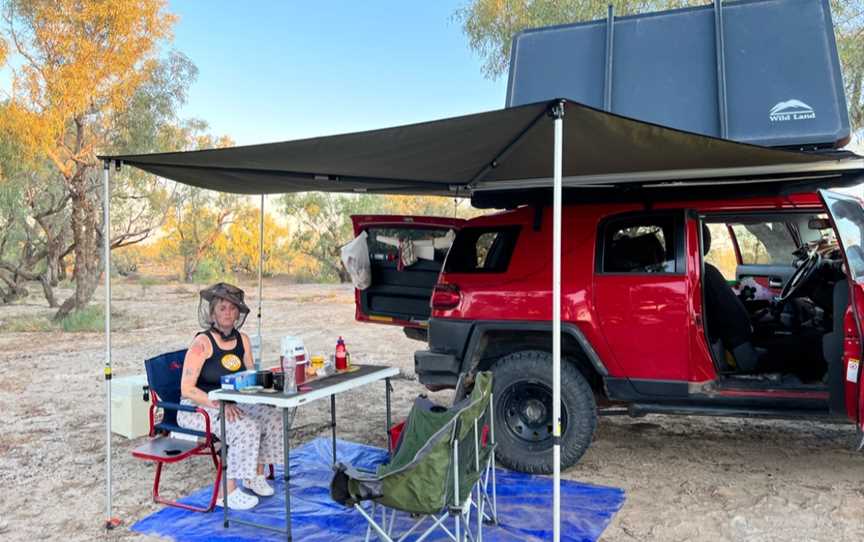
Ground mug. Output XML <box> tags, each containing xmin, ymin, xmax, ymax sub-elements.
<box><xmin>256</xmin><ymin>370</ymin><xmax>274</xmax><ymax>389</ymax></box>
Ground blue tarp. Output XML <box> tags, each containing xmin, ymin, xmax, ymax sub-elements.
<box><xmin>132</xmin><ymin>438</ymin><xmax>625</xmax><ymax>541</ymax></box>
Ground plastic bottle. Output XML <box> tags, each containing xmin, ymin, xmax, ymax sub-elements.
<box><xmin>335</xmin><ymin>336</ymin><xmax>348</xmax><ymax>371</ymax></box>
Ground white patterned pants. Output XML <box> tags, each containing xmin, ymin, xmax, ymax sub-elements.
<box><xmin>177</xmin><ymin>399</ymin><xmax>287</xmax><ymax>479</ymax></box>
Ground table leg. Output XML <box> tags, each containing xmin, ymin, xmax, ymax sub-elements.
<box><xmin>385</xmin><ymin>378</ymin><xmax>392</xmax><ymax>455</ymax></box>
<box><xmin>330</xmin><ymin>394</ymin><xmax>337</xmax><ymax>465</ymax></box>
<box><xmin>282</xmin><ymin>407</ymin><xmax>292</xmax><ymax>541</ymax></box>
<box><xmin>220</xmin><ymin>401</ymin><xmax>228</xmax><ymax>527</ymax></box>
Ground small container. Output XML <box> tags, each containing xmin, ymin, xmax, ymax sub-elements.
<box><xmin>256</xmin><ymin>370</ymin><xmax>274</xmax><ymax>389</ymax></box>
<box><xmin>311</xmin><ymin>355</ymin><xmax>325</xmax><ymax>371</ymax></box>
<box><xmin>294</xmin><ymin>358</ymin><xmax>307</xmax><ymax>387</ymax></box>
<box><xmin>273</xmin><ymin>371</ymin><xmax>285</xmax><ymax>392</ymax></box>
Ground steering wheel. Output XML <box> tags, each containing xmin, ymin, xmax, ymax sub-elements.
<box><xmin>777</xmin><ymin>250</ymin><xmax>821</xmax><ymax>302</ymax></box>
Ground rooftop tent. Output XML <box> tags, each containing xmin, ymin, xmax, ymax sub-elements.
<box><xmin>104</xmin><ymin>99</ymin><xmax>864</xmax><ymax>198</ymax></box>
<box><xmin>100</xmin><ymin>98</ymin><xmax>864</xmax><ymax>539</ymax></box>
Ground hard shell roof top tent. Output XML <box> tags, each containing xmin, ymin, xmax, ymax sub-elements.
<box><xmin>99</xmin><ymin>0</ymin><xmax>862</xmax><ymax>539</ymax></box>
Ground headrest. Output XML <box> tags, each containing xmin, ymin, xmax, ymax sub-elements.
<box><xmin>702</xmin><ymin>224</ymin><xmax>712</xmax><ymax>255</ymax></box>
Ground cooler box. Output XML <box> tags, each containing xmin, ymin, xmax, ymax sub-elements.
<box><xmin>111</xmin><ymin>374</ymin><xmax>151</xmax><ymax>439</ymax></box>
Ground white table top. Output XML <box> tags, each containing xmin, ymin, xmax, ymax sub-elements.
<box><xmin>208</xmin><ymin>364</ymin><xmax>399</xmax><ymax>408</ymax></box>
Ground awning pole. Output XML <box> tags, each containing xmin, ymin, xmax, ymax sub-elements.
<box><xmin>256</xmin><ymin>194</ymin><xmax>264</xmax><ymax>370</ymax></box>
<box><xmin>551</xmin><ymin>100</ymin><xmax>564</xmax><ymax>542</ymax></box>
<box><xmin>103</xmin><ymin>160</ymin><xmax>115</xmax><ymax>529</ymax></box>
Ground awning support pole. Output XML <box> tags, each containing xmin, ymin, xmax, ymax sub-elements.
<box><xmin>103</xmin><ymin>160</ymin><xmax>116</xmax><ymax>529</ymax></box>
<box><xmin>551</xmin><ymin>100</ymin><xmax>564</xmax><ymax>542</ymax></box>
<box><xmin>256</xmin><ymin>194</ymin><xmax>264</xmax><ymax>370</ymax></box>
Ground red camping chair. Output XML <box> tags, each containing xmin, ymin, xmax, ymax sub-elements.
<box><xmin>132</xmin><ymin>349</ymin><xmax>222</xmax><ymax>513</ymax></box>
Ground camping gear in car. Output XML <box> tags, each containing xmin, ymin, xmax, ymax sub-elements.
<box><xmin>341</xmin><ymin>231</ymin><xmax>372</xmax><ymax>290</ymax></box>
<box><xmin>335</xmin><ymin>337</ymin><xmax>348</xmax><ymax>371</ymax></box>
<box><xmin>507</xmin><ymin>0</ymin><xmax>849</xmax><ymax>148</ymax></box>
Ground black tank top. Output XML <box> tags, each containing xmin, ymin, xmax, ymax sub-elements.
<box><xmin>196</xmin><ymin>329</ymin><xmax>246</xmax><ymax>392</ymax></box>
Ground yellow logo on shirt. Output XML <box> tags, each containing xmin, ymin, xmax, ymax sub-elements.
<box><xmin>221</xmin><ymin>353</ymin><xmax>242</xmax><ymax>371</ymax></box>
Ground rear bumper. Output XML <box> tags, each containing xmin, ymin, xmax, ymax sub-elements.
<box><xmin>414</xmin><ymin>318</ymin><xmax>475</xmax><ymax>388</ymax></box>
<box><xmin>414</xmin><ymin>350</ymin><xmax>461</xmax><ymax>388</ymax></box>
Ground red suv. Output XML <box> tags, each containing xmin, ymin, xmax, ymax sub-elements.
<box><xmin>352</xmin><ymin>188</ymin><xmax>864</xmax><ymax>473</ymax></box>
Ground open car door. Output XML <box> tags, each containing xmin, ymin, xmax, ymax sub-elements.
<box><xmin>819</xmin><ymin>190</ymin><xmax>864</xmax><ymax>436</ymax></box>
<box><xmin>350</xmin><ymin>215</ymin><xmax>464</xmax><ymax>335</ymax></box>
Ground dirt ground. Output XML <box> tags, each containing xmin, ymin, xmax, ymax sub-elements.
<box><xmin>1</xmin><ymin>279</ymin><xmax>863</xmax><ymax>541</ymax></box>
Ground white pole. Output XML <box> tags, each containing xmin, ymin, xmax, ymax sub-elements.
<box><xmin>551</xmin><ymin>101</ymin><xmax>564</xmax><ymax>542</ymax></box>
<box><xmin>103</xmin><ymin>160</ymin><xmax>114</xmax><ymax>529</ymax></box>
<box><xmin>256</xmin><ymin>194</ymin><xmax>264</xmax><ymax>370</ymax></box>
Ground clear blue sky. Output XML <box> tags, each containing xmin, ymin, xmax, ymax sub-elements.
<box><xmin>169</xmin><ymin>1</ymin><xmax>506</xmax><ymax>146</ymax></box>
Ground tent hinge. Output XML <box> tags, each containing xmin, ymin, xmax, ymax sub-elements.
<box><xmin>549</xmin><ymin>100</ymin><xmax>566</xmax><ymax>119</ymax></box>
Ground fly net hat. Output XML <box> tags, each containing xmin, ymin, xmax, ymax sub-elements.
<box><xmin>198</xmin><ymin>282</ymin><xmax>251</xmax><ymax>330</ymax></box>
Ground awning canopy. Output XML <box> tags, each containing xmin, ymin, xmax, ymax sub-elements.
<box><xmin>103</xmin><ymin>99</ymin><xmax>864</xmax><ymax>200</ymax></box>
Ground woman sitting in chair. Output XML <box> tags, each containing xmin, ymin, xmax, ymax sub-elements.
<box><xmin>178</xmin><ymin>282</ymin><xmax>282</xmax><ymax>511</ymax></box>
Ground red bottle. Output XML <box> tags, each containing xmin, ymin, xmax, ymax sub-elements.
<box><xmin>335</xmin><ymin>337</ymin><xmax>348</xmax><ymax>371</ymax></box>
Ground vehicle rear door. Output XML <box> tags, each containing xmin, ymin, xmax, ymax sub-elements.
<box><xmin>819</xmin><ymin>190</ymin><xmax>864</xmax><ymax>431</ymax></box>
<box><xmin>350</xmin><ymin>215</ymin><xmax>464</xmax><ymax>329</ymax></box>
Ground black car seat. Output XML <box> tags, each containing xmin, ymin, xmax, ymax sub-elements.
<box><xmin>702</xmin><ymin>225</ymin><xmax>762</xmax><ymax>372</ymax></box>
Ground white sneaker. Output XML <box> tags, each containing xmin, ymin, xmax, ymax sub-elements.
<box><xmin>244</xmin><ymin>475</ymin><xmax>275</xmax><ymax>497</ymax></box>
<box><xmin>216</xmin><ymin>488</ymin><xmax>259</xmax><ymax>510</ymax></box>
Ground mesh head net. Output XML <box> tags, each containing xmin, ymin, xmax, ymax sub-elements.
<box><xmin>197</xmin><ymin>282</ymin><xmax>250</xmax><ymax>331</ymax></box>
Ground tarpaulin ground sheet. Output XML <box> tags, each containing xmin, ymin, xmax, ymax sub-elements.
<box><xmin>132</xmin><ymin>438</ymin><xmax>625</xmax><ymax>541</ymax></box>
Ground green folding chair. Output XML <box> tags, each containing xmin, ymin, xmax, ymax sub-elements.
<box><xmin>331</xmin><ymin>371</ymin><xmax>497</xmax><ymax>542</ymax></box>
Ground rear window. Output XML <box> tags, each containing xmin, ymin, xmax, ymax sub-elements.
<box><xmin>444</xmin><ymin>227</ymin><xmax>520</xmax><ymax>273</ymax></box>
<box><xmin>366</xmin><ymin>227</ymin><xmax>454</xmax><ymax>264</ymax></box>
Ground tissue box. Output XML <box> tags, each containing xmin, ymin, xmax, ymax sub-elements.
<box><xmin>221</xmin><ymin>370</ymin><xmax>258</xmax><ymax>391</ymax></box>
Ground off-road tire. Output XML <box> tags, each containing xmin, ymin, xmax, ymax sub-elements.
<box><xmin>491</xmin><ymin>350</ymin><xmax>597</xmax><ymax>474</ymax></box>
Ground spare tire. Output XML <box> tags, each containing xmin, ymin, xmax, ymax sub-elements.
<box><xmin>491</xmin><ymin>350</ymin><xmax>597</xmax><ymax>474</ymax></box>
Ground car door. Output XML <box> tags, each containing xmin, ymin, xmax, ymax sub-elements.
<box><xmin>592</xmin><ymin>211</ymin><xmax>692</xmax><ymax>389</ymax></box>
<box><xmin>350</xmin><ymin>215</ymin><xmax>464</xmax><ymax>330</ymax></box>
<box><xmin>819</xmin><ymin>190</ymin><xmax>864</xmax><ymax>431</ymax></box>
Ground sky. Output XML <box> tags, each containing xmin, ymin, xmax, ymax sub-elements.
<box><xmin>167</xmin><ymin>1</ymin><xmax>506</xmax><ymax>146</ymax></box>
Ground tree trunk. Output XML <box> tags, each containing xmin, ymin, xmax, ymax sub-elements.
<box><xmin>39</xmin><ymin>273</ymin><xmax>59</xmax><ymax>308</ymax></box>
<box><xmin>54</xmin><ymin>171</ymin><xmax>102</xmax><ymax>321</ymax></box>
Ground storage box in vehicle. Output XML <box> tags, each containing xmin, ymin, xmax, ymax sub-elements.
<box><xmin>507</xmin><ymin>0</ymin><xmax>850</xmax><ymax>148</ymax></box>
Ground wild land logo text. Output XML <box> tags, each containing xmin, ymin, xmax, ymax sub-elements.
<box><xmin>769</xmin><ymin>99</ymin><xmax>816</xmax><ymax>122</ymax></box>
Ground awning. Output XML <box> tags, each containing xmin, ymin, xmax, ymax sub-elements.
<box><xmin>102</xmin><ymin>99</ymin><xmax>864</xmax><ymax>199</ymax></box>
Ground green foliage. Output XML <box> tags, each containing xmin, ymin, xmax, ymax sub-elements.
<box><xmin>59</xmin><ymin>305</ymin><xmax>106</xmax><ymax>332</ymax></box>
<box><xmin>192</xmin><ymin>258</ymin><xmax>235</xmax><ymax>285</ymax></box>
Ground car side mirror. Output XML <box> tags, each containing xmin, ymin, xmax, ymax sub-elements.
<box><xmin>808</xmin><ymin>217</ymin><xmax>831</xmax><ymax>230</ymax></box>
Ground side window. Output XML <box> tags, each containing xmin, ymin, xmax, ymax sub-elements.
<box><xmin>601</xmin><ymin>215</ymin><xmax>679</xmax><ymax>273</ymax></box>
<box><xmin>444</xmin><ymin>226</ymin><xmax>520</xmax><ymax>273</ymax></box>
<box><xmin>730</xmin><ymin>222</ymin><xmax>797</xmax><ymax>265</ymax></box>
<box><xmin>704</xmin><ymin>224</ymin><xmax>736</xmax><ymax>280</ymax></box>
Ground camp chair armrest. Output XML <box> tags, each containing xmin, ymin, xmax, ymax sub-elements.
<box><xmin>151</xmin><ymin>401</ymin><xmax>215</xmax><ymax>443</ymax></box>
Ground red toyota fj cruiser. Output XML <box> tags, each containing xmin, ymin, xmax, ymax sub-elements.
<box><xmin>352</xmin><ymin>188</ymin><xmax>864</xmax><ymax>473</ymax></box>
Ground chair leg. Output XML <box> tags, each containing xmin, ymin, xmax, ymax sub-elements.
<box><xmin>150</xmin><ymin>443</ymin><xmax>223</xmax><ymax>513</ymax></box>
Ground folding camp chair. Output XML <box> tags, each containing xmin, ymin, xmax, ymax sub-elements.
<box><xmin>332</xmin><ymin>371</ymin><xmax>498</xmax><ymax>542</ymax></box>
<box><xmin>131</xmin><ymin>349</ymin><xmax>222</xmax><ymax>513</ymax></box>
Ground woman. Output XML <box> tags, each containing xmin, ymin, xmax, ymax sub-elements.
<box><xmin>177</xmin><ymin>282</ymin><xmax>282</xmax><ymax>511</ymax></box>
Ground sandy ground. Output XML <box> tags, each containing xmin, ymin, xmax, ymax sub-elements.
<box><xmin>1</xmin><ymin>279</ymin><xmax>863</xmax><ymax>542</ymax></box>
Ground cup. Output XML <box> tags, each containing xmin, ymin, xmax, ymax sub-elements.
<box><xmin>273</xmin><ymin>371</ymin><xmax>285</xmax><ymax>392</ymax></box>
<box><xmin>256</xmin><ymin>370</ymin><xmax>274</xmax><ymax>389</ymax></box>
<box><xmin>311</xmin><ymin>355</ymin><xmax>325</xmax><ymax>371</ymax></box>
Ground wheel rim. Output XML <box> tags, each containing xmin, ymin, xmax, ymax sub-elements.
<box><xmin>500</xmin><ymin>381</ymin><xmax>568</xmax><ymax>447</ymax></box>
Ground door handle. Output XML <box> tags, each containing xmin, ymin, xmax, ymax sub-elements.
<box><xmin>768</xmin><ymin>278</ymin><xmax>783</xmax><ymax>288</ymax></box>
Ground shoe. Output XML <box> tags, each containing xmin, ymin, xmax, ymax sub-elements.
<box><xmin>244</xmin><ymin>475</ymin><xmax>275</xmax><ymax>497</ymax></box>
<box><xmin>216</xmin><ymin>488</ymin><xmax>259</xmax><ymax>510</ymax></box>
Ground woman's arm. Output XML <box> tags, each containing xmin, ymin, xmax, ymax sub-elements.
<box><xmin>181</xmin><ymin>335</ymin><xmax>218</xmax><ymax>408</ymax></box>
<box><xmin>240</xmin><ymin>332</ymin><xmax>255</xmax><ymax>370</ymax></box>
